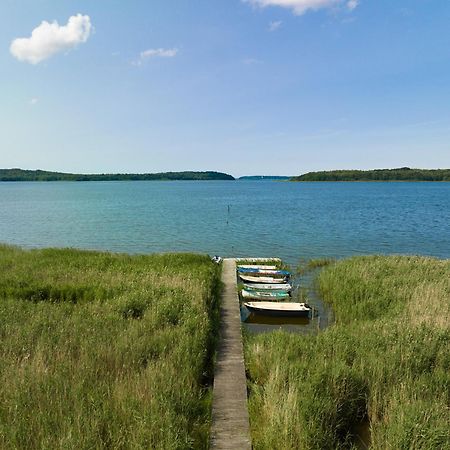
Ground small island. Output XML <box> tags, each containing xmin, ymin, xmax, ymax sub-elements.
<box><xmin>0</xmin><ymin>168</ymin><xmax>235</xmax><ymax>182</ymax></box>
<box><xmin>292</xmin><ymin>167</ymin><xmax>450</xmax><ymax>182</ymax></box>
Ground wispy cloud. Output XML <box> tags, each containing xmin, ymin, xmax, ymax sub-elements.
<box><xmin>268</xmin><ymin>20</ymin><xmax>283</xmax><ymax>31</ymax></box>
<box><xmin>29</xmin><ymin>98</ymin><xmax>39</xmax><ymax>105</ymax></box>
<box><xmin>347</xmin><ymin>0</ymin><xmax>358</xmax><ymax>11</ymax></box>
<box><xmin>244</xmin><ymin>0</ymin><xmax>359</xmax><ymax>16</ymax></box>
<box><xmin>134</xmin><ymin>47</ymin><xmax>179</xmax><ymax>65</ymax></box>
<box><xmin>398</xmin><ymin>7</ymin><xmax>413</xmax><ymax>17</ymax></box>
<box><xmin>10</xmin><ymin>14</ymin><xmax>91</xmax><ymax>64</ymax></box>
<box><xmin>243</xmin><ymin>57</ymin><xmax>263</xmax><ymax>65</ymax></box>
<box><xmin>141</xmin><ymin>48</ymin><xmax>178</xmax><ymax>59</ymax></box>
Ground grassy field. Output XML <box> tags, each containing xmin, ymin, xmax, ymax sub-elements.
<box><xmin>0</xmin><ymin>245</ymin><xmax>221</xmax><ymax>449</ymax></box>
<box><xmin>245</xmin><ymin>255</ymin><xmax>450</xmax><ymax>449</ymax></box>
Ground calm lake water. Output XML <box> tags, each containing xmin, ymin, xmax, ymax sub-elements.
<box><xmin>1</xmin><ymin>181</ymin><xmax>449</xmax><ymax>264</ymax></box>
<box><xmin>1</xmin><ymin>180</ymin><xmax>448</xmax><ymax>333</ymax></box>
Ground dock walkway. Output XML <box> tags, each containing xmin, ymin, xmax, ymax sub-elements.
<box><xmin>210</xmin><ymin>258</ymin><xmax>251</xmax><ymax>449</ymax></box>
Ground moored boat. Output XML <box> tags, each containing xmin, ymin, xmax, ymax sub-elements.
<box><xmin>241</xmin><ymin>289</ymin><xmax>291</xmax><ymax>300</ymax></box>
<box><xmin>237</xmin><ymin>267</ymin><xmax>290</xmax><ymax>277</ymax></box>
<box><xmin>239</xmin><ymin>274</ymin><xmax>288</xmax><ymax>284</ymax></box>
<box><xmin>237</xmin><ymin>264</ymin><xmax>278</xmax><ymax>270</ymax></box>
<box><xmin>243</xmin><ymin>283</ymin><xmax>293</xmax><ymax>292</ymax></box>
<box><xmin>236</xmin><ymin>264</ymin><xmax>278</xmax><ymax>270</ymax></box>
<box><xmin>244</xmin><ymin>302</ymin><xmax>312</xmax><ymax>317</ymax></box>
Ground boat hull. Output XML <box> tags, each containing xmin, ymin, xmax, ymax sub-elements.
<box><xmin>237</xmin><ymin>268</ymin><xmax>290</xmax><ymax>277</ymax></box>
<box><xmin>244</xmin><ymin>302</ymin><xmax>311</xmax><ymax>318</ymax></box>
<box><xmin>239</xmin><ymin>274</ymin><xmax>288</xmax><ymax>284</ymax></box>
<box><xmin>241</xmin><ymin>289</ymin><xmax>290</xmax><ymax>300</ymax></box>
<box><xmin>243</xmin><ymin>283</ymin><xmax>292</xmax><ymax>292</ymax></box>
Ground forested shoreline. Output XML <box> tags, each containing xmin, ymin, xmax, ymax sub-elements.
<box><xmin>292</xmin><ymin>168</ymin><xmax>450</xmax><ymax>181</ymax></box>
<box><xmin>0</xmin><ymin>168</ymin><xmax>235</xmax><ymax>181</ymax></box>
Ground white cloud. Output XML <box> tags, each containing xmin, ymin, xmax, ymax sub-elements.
<box><xmin>347</xmin><ymin>0</ymin><xmax>358</xmax><ymax>10</ymax></box>
<box><xmin>141</xmin><ymin>48</ymin><xmax>178</xmax><ymax>59</ymax></box>
<box><xmin>10</xmin><ymin>14</ymin><xmax>91</xmax><ymax>64</ymax></box>
<box><xmin>29</xmin><ymin>98</ymin><xmax>39</xmax><ymax>105</ymax></box>
<box><xmin>134</xmin><ymin>48</ymin><xmax>179</xmax><ymax>66</ymax></box>
<box><xmin>268</xmin><ymin>20</ymin><xmax>283</xmax><ymax>31</ymax></box>
<box><xmin>244</xmin><ymin>0</ymin><xmax>359</xmax><ymax>15</ymax></box>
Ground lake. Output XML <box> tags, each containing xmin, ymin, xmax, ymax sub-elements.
<box><xmin>1</xmin><ymin>181</ymin><xmax>449</xmax><ymax>265</ymax></box>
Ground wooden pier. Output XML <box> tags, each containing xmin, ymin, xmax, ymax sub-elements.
<box><xmin>210</xmin><ymin>258</ymin><xmax>252</xmax><ymax>449</ymax></box>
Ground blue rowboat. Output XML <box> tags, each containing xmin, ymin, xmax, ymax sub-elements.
<box><xmin>243</xmin><ymin>283</ymin><xmax>293</xmax><ymax>292</ymax></box>
<box><xmin>241</xmin><ymin>289</ymin><xmax>291</xmax><ymax>300</ymax></box>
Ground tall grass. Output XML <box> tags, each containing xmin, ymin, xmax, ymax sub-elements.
<box><xmin>296</xmin><ymin>258</ymin><xmax>336</xmax><ymax>276</ymax></box>
<box><xmin>0</xmin><ymin>245</ymin><xmax>221</xmax><ymax>449</ymax></box>
<box><xmin>245</xmin><ymin>255</ymin><xmax>450</xmax><ymax>449</ymax></box>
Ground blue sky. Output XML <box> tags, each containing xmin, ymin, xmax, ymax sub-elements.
<box><xmin>1</xmin><ymin>0</ymin><xmax>450</xmax><ymax>176</ymax></box>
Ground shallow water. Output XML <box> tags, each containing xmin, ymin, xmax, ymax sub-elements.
<box><xmin>241</xmin><ymin>270</ymin><xmax>334</xmax><ymax>334</ymax></box>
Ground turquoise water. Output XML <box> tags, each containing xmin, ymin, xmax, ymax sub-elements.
<box><xmin>1</xmin><ymin>181</ymin><xmax>449</xmax><ymax>265</ymax></box>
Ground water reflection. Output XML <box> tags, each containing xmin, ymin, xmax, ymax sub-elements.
<box><xmin>243</xmin><ymin>309</ymin><xmax>311</xmax><ymax>325</ymax></box>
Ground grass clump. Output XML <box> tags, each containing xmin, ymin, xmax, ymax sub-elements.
<box><xmin>307</xmin><ymin>258</ymin><xmax>335</xmax><ymax>269</ymax></box>
<box><xmin>0</xmin><ymin>245</ymin><xmax>221</xmax><ymax>449</ymax></box>
<box><xmin>297</xmin><ymin>258</ymin><xmax>336</xmax><ymax>275</ymax></box>
<box><xmin>245</xmin><ymin>255</ymin><xmax>450</xmax><ymax>449</ymax></box>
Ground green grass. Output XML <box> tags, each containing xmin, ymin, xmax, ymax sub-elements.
<box><xmin>0</xmin><ymin>245</ymin><xmax>221</xmax><ymax>449</ymax></box>
<box><xmin>245</xmin><ymin>255</ymin><xmax>450</xmax><ymax>449</ymax></box>
<box><xmin>297</xmin><ymin>258</ymin><xmax>336</xmax><ymax>275</ymax></box>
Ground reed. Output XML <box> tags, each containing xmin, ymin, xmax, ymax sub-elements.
<box><xmin>296</xmin><ymin>258</ymin><xmax>336</xmax><ymax>276</ymax></box>
<box><xmin>0</xmin><ymin>245</ymin><xmax>221</xmax><ymax>449</ymax></box>
<box><xmin>306</xmin><ymin>258</ymin><xmax>335</xmax><ymax>269</ymax></box>
<box><xmin>245</xmin><ymin>255</ymin><xmax>450</xmax><ymax>449</ymax></box>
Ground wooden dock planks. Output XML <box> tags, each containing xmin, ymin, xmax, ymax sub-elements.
<box><xmin>210</xmin><ymin>258</ymin><xmax>252</xmax><ymax>449</ymax></box>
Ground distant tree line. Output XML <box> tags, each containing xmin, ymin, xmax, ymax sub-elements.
<box><xmin>291</xmin><ymin>168</ymin><xmax>450</xmax><ymax>182</ymax></box>
<box><xmin>238</xmin><ymin>176</ymin><xmax>291</xmax><ymax>180</ymax></box>
<box><xmin>0</xmin><ymin>169</ymin><xmax>235</xmax><ymax>182</ymax></box>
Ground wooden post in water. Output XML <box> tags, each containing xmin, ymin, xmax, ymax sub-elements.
<box><xmin>210</xmin><ymin>258</ymin><xmax>251</xmax><ymax>449</ymax></box>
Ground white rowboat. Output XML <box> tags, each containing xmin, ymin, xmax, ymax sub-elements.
<box><xmin>237</xmin><ymin>265</ymin><xmax>278</xmax><ymax>270</ymax></box>
<box><xmin>239</xmin><ymin>274</ymin><xmax>288</xmax><ymax>284</ymax></box>
<box><xmin>244</xmin><ymin>302</ymin><xmax>311</xmax><ymax>317</ymax></box>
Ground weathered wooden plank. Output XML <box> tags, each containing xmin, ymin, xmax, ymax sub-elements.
<box><xmin>210</xmin><ymin>258</ymin><xmax>252</xmax><ymax>449</ymax></box>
